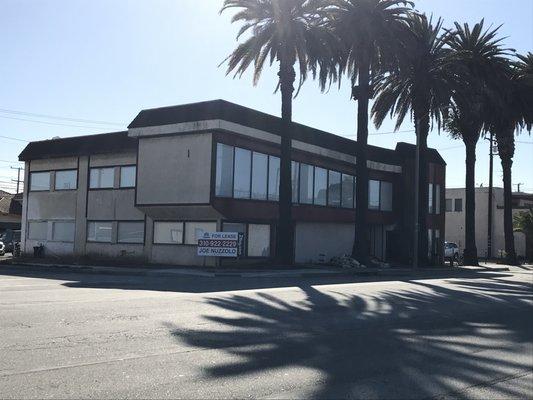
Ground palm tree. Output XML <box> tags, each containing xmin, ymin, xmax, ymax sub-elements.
<box><xmin>221</xmin><ymin>0</ymin><xmax>336</xmax><ymax>264</ymax></box>
<box><xmin>320</xmin><ymin>0</ymin><xmax>412</xmax><ymax>264</ymax></box>
<box><xmin>372</xmin><ymin>13</ymin><xmax>454</xmax><ymax>266</ymax></box>
<box><xmin>488</xmin><ymin>53</ymin><xmax>533</xmax><ymax>265</ymax></box>
<box><xmin>444</xmin><ymin>20</ymin><xmax>511</xmax><ymax>266</ymax></box>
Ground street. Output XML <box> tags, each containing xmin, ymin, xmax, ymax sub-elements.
<box><xmin>0</xmin><ymin>266</ymin><xmax>532</xmax><ymax>399</ymax></box>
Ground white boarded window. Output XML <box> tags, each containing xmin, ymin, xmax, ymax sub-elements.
<box><xmin>117</xmin><ymin>222</ymin><xmax>144</xmax><ymax>244</ymax></box>
<box><xmin>52</xmin><ymin>221</ymin><xmax>75</xmax><ymax>242</ymax></box>
<box><xmin>380</xmin><ymin>181</ymin><xmax>393</xmax><ymax>211</ymax></box>
<box><xmin>248</xmin><ymin>224</ymin><xmax>270</xmax><ymax>257</ymax></box>
<box><xmin>87</xmin><ymin>221</ymin><xmax>112</xmax><ymax>242</ymax></box>
<box><xmin>154</xmin><ymin>222</ymin><xmax>183</xmax><ymax>244</ymax></box>
<box><xmin>28</xmin><ymin>221</ymin><xmax>47</xmax><ymax>240</ymax></box>
<box><xmin>55</xmin><ymin>170</ymin><xmax>77</xmax><ymax>190</ymax></box>
<box><xmin>30</xmin><ymin>172</ymin><xmax>50</xmax><ymax>191</ymax></box>
<box><xmin>120</xmin><ymin>166</ymin><xmax>136</xmax><ymax>188</ymax></box>
<box><xmin>184</xmin><ymin>222</ymin><xmax>217</xmax><ymax>245</ymax></box>
<box><xmin>90</xmin><ymin>168</ymin><xmax>114</xmax><ymax>189</ymax></box>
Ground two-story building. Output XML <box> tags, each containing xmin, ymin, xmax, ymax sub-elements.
<box><xmin>19</xmin><ymin>100</ymin><xmax>446</xmax><ymax>267</ymax></box>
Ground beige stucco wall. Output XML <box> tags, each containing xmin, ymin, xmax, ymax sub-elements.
<box><xmin>445</xmin><ymin>187</ymin><xmax>527</xmax><ymax>258</ymax></box>
<box><xmin>136</xmin><ymin>133</ymin><xmax>212</xmax><ymax>205</ymax></box>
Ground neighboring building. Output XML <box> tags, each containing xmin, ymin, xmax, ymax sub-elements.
<box><xmin>445</xmin><ymin>187</ymin><xmax>532</xmax><ymax>259</ymax></box>
<box><xmin>0</xmin><ymin>192</ymin><xmax>22</xmax><ymax>232</ymax></box>
<box><xmin>19</xmin><ymin>100</ymin><xmax>446</xmax><ymax>266</ymax></box>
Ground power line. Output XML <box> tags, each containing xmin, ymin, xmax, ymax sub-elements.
<box><xmin>344</xmin><ymin>129</ymin><xmax>415</xmax><ymax>137</ymax></box>
<box><xmin>0</xmin><ymin>107</ymin><xmax>124</xmax><ymax>126</ymax></box>
<box><xmin>437</xmin><ymin>145</ymin><xmax>463</xmax><ymax>151</ymax></box>
<box><xmin>0</xmin><ymin>115</ymin><xmax>124</xmax><ymax>130</ymax></box>
<box><xmin>0</xmin><ymin>159</ymin><xmax>23</xmax><ymax>164</ymax></box>
<box><xmin>0</xmin><ymin>135</ymin><xmax>30</xmax><ymax>143</ymax></box>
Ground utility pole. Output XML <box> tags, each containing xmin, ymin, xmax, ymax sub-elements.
<box><xmin>10</xmin><ymin>166</ymin><xmax>23</xmax><ymax>194</ymax></box>
<box><xmin>487</xmin><ymin>132</ymin><xmax>494</xmax><ymax>260</ymax></box>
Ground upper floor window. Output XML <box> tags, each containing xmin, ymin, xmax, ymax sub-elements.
<box><xmin>119</xmin><ymin>166</ymin><xmax>136</xmax><ymax>188</ymax></box>
<box><xmin>292</xmin><ymin>161</ymin><xmax>355</xmax><ymax>209</ymax></box>
<box><xmin>30</xmin><ymin>172</ymin><xmax>50</xmax><ymax>191</ymax></box>
<box><xmin>428</xmin><ymin>183</ymin><xmax>434</xmax><ymax>213</ymax></box>
<box><xmin>445</xmin><ymin>198</ymin><xmax>453</xmax><ymax>212</ymax></box>
<box><xmin>90</xmin><ymin>167</ymin><xmax>114</xmax><ymax>189</ymax></box>
<box><xmin>368</xmin><ymin>180</ymin><xmax>393</xmax><ymax>211</ymax></box>
<box><xmin>454</xmin><ymin>198</ymin><xmax>463</xmax><ymax>212</ymax></box>
<box><xmin>215</xmin><ymin>143</ymin><xmax>280</xmax><ymax>201</ymax></box>
<box><xmin>328</xmin><ymin>170</ymin><xmax>341</xmax><ymax>207</ymax></box>
<box><xmin>435</xmin><ymin>184</ymin><xmax>441</xmax><ymax>214</ymax></box>
<box><xmin>55</xmin><ymin>170</ymin><xmax>77</xmax><ymax>190</ymax></box>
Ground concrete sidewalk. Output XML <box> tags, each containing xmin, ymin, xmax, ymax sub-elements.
<box><xmin>0</xmin><ymin>258</ymin><xmax>510</xmax><ymax>279</ymax></box>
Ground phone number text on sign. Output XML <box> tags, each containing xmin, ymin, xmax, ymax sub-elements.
<box><xmin>197</xmin><ymin>232</ymin><xmax>241</xmax><ymax>257</ymax></box>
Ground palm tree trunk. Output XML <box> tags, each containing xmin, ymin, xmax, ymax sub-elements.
<box><xmin>463</xmin><ymin>138</ymin><xmax>478</xmax><ymax>265</ymax></box>
<box><xmin>416</xmin><ymin>111</ymin><xmax>430</xmax><ymax>267</ymax></box>
<box><xmin>276</xmin><ymin>59</ymin><xmax>295</xmax><ymax>264</ymax></box>
<box><xmin>352</xmin><ymin>60</ymin><xmax>370</xmax><ymax>264</ymax></box>
<box><xmin>497</xmin><ymin>130</ymin><xmax>518</xmax><ymax>265</ymax></box>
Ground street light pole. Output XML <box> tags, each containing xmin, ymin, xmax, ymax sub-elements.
<box><xmin>413</xmin><ymin>118</ymin><xmax>420</xmax><ymax>270</ymax></box>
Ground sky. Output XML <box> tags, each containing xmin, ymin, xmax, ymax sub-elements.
<box><xmin>1</xmin><ymin>0</ymin><xmax>532</xmax><ymax>194</ymax></box>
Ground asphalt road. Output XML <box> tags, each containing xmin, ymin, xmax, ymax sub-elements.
<box><xmin>0</xmin><ymin>266</ymin><xmax>532</xmax><ymax>399</ymax></box>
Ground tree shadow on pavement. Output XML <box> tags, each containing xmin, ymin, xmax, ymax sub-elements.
<box><xmin>167</xmin><ymin>277</ymin><xmax>533</xmax><ymax>399</ymax></box>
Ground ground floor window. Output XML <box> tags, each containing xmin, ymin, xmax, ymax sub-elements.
<box><xmin>87</xmin><ymin>221</ymin><xmax>112</xmax><ymax>243</ymax></box>
<box><xmin>154</xmin><ymin>222</ymin><xmax>183</xmax><ymax>244</ymax></box>
<box><xmin>52</xmin><ymin>221</ymin><xmax>75</xmax><ymax>242</ymax></box>
<box><xmin>117</xmin><ymin>221</ymin><xmax>144</xmax><ymax>244</ymax></box>
<box><xmin>153</xmin><ymin>221</ymin><xmax>217</xmax><ymax>245</ymax></box>
<box><xmin>28</xmin><ymin>221</ymin><xmax>47</xmax><ymax>240</ymax></box>
<box><xmin>222</xmin><ymin>222</ymin><xmax>271</xmax><ymax>258</ymax></box>
<box><xmin>184</xmin><ymin>222</ymin><xmax>217</xmax><ymax>245</ymax></box>
<box><xmin>369</xmin><ymin>224</ymin><xmax>385</xmax><ymax>260</ymax></box>
<box><xmin>248</xmin><ymin>224</ymin><xmax>271</xmax><ymax>257</ymax></box>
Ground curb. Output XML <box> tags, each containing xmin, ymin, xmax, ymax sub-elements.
<box><xmin>0</xmin><ymin>261</ymin><xmax>509</xmax><ymax>279</ymax></box>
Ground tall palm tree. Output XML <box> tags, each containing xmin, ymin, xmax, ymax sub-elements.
<box><xmin>444</xmin><ymin>20</ymin><xmax>511</xmax><ymax>266</ymax></box>
<box><xmin>221</xmin><ymin>0</ymin><xmax>336</xmax><ymax>264</ymax></box>
<box><xmin>320</xmin><ymin>0</ymin><xmax>412</xmax><ymax>264</ymax></box>
<box><xmin>372</xmin><ymin>13</ymin><xmax>454</xmax><ymax>266</ymax></box>
<box><xmin>488</xmin><ymin>53</ymin><xmax>533</xmax><ymax>264</ymax></box>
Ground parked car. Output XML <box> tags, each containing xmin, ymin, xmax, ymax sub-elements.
<box><xmin>0</xmin><ymin>229</ymin><xmax>21</xmax><ymax>256</ymax></box>
<box><xmin>444</xmin><ymin>241</ymin><xmax>460</xmax><ymax>265</ymax></box>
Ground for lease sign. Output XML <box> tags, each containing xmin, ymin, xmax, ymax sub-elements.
<box><xmin>197</xmin><ymin>232</ymin><xmax>242</xmax><ymax>257</ymax></box>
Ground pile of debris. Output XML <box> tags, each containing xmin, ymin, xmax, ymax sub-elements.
<box><xmin>330</xmin><ymin>255</ymin><xmax>366</xmax><ymax>269</ymax></box>
<box><xmin>330</xmin><ymin>255</ymin><xmax>392</xmax><ymax>269</ymax></box>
